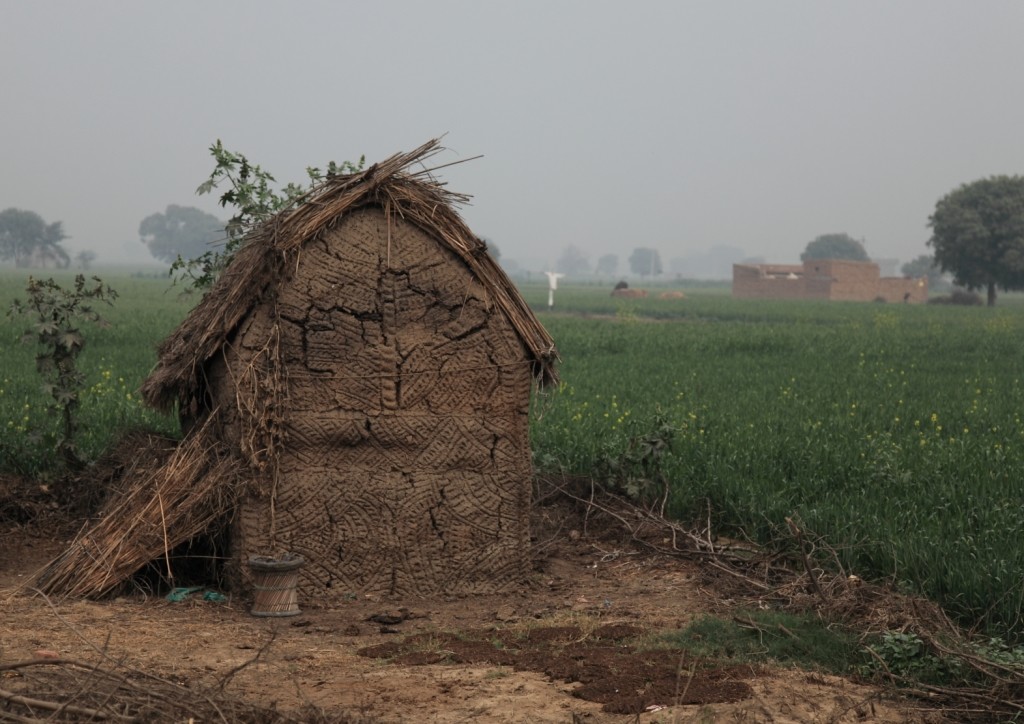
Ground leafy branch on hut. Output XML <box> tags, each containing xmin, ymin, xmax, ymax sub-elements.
<box><xmin>172</xmin><ymin>141</ymin><xmax>365</xmax><ymax>291</ymax></box>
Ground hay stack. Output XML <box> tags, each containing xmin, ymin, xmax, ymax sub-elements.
<box><xmin>31</xmin><ymin>421</ymin><xmax>245</xmax><ymax>598</ymax></box>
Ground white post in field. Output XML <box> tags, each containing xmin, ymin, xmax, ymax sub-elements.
<box><xmin>545</xmin><ymin>271</ymin><xmax>565</xmax><ymax>310</ymax></box>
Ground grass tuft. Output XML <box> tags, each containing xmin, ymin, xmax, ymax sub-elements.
<box><xmin>661</xmin><ymin>610</ymin><xmax>863</xmax><ymax>675</ymax></box>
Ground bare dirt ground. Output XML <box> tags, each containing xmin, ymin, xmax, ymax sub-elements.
<box><xmin>0</xmin><ymin>488</ymin><xmax>940</xmax><ymax>723</ymax></box>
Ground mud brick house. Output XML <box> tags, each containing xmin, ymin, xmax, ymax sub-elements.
<box><xmin>732</xmin><ymin>259</ymin><xmax>927</xmax><ymax>303</ymax></box>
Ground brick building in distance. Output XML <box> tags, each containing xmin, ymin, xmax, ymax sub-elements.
<box><xmin>732</xmin><ymin>259</ymin><xmax>928</xmax><ymax>303</ymax></box>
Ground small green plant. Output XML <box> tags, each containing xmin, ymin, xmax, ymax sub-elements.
<box><xmin>971</xmin><ymin>636</ymin><xmax>1024</xmax><ymax>669</ymax></box>
<box><xmin>863</xmin><ymin>631</ymin><xmax>1024</xmax><ymax>687</ymax></box>
<box><xmin>864</xmin><ymin>631</ymin><xmax>953</xmax><ymax>684</ymax></box>
<box><xmin>598</xmin><ymin>413</ymin><xmax>677</xmax><ymax>503</ymax></box>
<box><xmin>662</xmin><ymin>610</ymin><xmax>863</xmax><ymax>675</ymax></box>
<box><xmin>8</xmin><ymin>275</ymin><xmax>118</xmax><ymax>469</ymax></box>
<box><xmin>173</xmin><ymin>141</ymin><xmax>364</xmax><ymax>291</ymax></box>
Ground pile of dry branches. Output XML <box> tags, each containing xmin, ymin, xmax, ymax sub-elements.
<box><xmin>29</xmin><ymin>420</ymin><xmax>246</xmax><ymax>599</ymax></box>
<box><xmin>0</xmin><ymin>653</ymin><xmax>368</xmax><ymax>723</ymax></box>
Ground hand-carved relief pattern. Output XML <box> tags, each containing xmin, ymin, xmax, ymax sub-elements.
<box><xmin>232</xmin><ymin>207</ymin><xmax>533</xmax><ymax>597</ymax></box>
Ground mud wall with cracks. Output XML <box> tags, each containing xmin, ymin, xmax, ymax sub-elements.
<box><xmin>210</xmin><ymin>207</ymin><xmax>535</xmax><ymax>599</ymax></box>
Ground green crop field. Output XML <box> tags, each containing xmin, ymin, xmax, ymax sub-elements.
<box><xmin>0</xmin><ymin>270</ymin><xmax>191</xmax><ymax>471</ymax></box>
<box><xmin>3</xmin><ymin>271</ymin><xmax>1024</xmax><ymax>640</ymax></box>
<box><xmin>526</xmin><ymin>285</ymin><xmax>1024</xmax><ymax>641</ymax></box>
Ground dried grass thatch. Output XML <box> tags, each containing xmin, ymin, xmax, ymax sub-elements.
<box><xmin>141</xmin><ymin>138</ymin><xmax>557</xmax><ymax>415</ymax></box>
<box><xmin>29</xmin><ymin>419</ymin><xmax>246</xmax><ymax>599</ymax></box>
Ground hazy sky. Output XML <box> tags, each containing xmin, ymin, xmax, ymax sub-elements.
<box><xmin>4</xmin><ymin>1</ymin><xmax>1024</xmax><ymax>272</ymax></box>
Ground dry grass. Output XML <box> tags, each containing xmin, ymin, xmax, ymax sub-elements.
<box><xmin>0</xmin><ymin>650</ymin><xmax>372</xmax><ymax>723</ymax></box>
<box><xmin>26</xmin><ymin>418</ymin><xmax>246</xmax><ymax>599</ymax></box>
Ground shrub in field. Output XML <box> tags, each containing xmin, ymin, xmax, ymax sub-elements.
<box><xmin>597</xmin><ymin>414</ymin><xmax>677</xmax><ymax>504</ymax></box>
<box><xmin>8</xmin><ymin>275</ymin><xmax>117</xmax><ymax>469</ymax></box>
<box><xmin>1</xmin><ymin>273</ymin><xmax>192</xmax><ymax>477</ymax></box>
<box><xmin>928</xmin><ymin>288</ymin><xmax>983</xmax><ymax>306</ymax></box>
<box><xmin>175</xmin><ymin>141</ymin><xmax>364</xmax><ymax>291</ymax></box>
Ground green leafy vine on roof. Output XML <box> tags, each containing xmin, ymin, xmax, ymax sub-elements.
<box><xmin>171</xmin><ymin>140</ymin><xmax>364</xmax><ymax>292</ymax></box>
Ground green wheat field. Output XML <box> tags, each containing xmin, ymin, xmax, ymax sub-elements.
<box><xmin>3</xmin><ymin>271</ymin><xmax>1024</xmax><ymax>641</ymax></box>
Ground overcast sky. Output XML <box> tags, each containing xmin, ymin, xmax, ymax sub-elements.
<box><xmin>3</xmin><ymin>1</ymin><xmax>1024</xmax><ymax>273</ymax></box>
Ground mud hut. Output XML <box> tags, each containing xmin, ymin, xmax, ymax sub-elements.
<box><xmin>36</xmin><ymin>140</ymin><xmax>557</xmax><ymax>601</ymax></box>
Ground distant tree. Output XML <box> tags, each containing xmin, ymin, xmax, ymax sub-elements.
<box><xmin>75</xmin><ymin>250</ymin><xmax>97</xmax><ymax>270</ymax></box>
<box><xmin>29</xmin><ymin>243</ymin><xmax>71</xmax><ymax>269</ymax></box>
<box><xmin>629</xmin><ymin>247</ymin><xmax>663</xmax><ymax>277</ymax></box>
<box><xmin>0</xmin><ymin>208</ymin><xmax>69</xmax><ymax>268</ymax></box>
<box><xmin>139</xmin><ymin>205</ymin><xmax>225</xmax><ymax>264</ymax></box>
<box><xmin>900</xmin><ymin>253</ymin><xmax>945</xmax><ymax>286</ymax></box>
<box><xmin>668</xmin><ymin>245</ymin><xmax>746</xmax><ymax>279</ymax></box>
<box><xmin>556</xmin><ymin>244</ymin><xmax>590</xmax><ymax>275</ymax></box>
<box><xmin>800</xmin><ymin>233</ymin><xmax>869</xmax><ymax>262</ymax></box>
<box><xmin>596</xmin><ymin>253</ymin><xmax>618</xmax><ymax>275</ymax></box>
<box><xmin>928</xmin><ymin>176</ymin><xmax>1024</xmax><ymax>307</ymax></box>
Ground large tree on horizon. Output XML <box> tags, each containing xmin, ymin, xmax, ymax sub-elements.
<box><xmin>629</xmin><ymin>247</ymin><xmax>662</xmax><ymax>277</ymax></box>
<box><xmin>800</xmin><ymin>233</ymin><xmax>869</xmax><ymax>263</ymax></box>
<box><xmin>139</xmin><ymin>204</ymin><xmax>225</xmax><ymax>264</ymax></box>
<box><xmin>555</xmin><ymin>244</ymin><xmax>590</xmax><ymax>275</ymax></box>
<box><xmin>928</xmin><ymin>176</ymin><xmax>1024</xmax><ymax>307</ymax></box>
<box><xmin>0</xmin><ymin>208</ymin><xmax>69</xmax><ymax>268</ymax></box>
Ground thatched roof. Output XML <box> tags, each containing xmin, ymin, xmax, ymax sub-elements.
<box><xmin>141</xmin><ymin>139</ymin><xmax>558</xmax><ymax>414</ymax></box>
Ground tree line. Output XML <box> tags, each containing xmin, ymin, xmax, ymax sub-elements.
<box><xmin>553</xmin><ymin>246</ymin><xmax>663</xmax><ymax>278</ymax></box>
<box><xmin>5</xmin><ymin>173</ymin><xmax>1024</xmax><ymax>306</ymax></box>
<box><xmin>793</xmin><ymin>177</ymin><xmax>1024</xmax><ymax>306</ymax></box>
<box><xmin>549</xmin><ymin>176</ymin><xmax>1024</xmax><ymax>306</ymax></box>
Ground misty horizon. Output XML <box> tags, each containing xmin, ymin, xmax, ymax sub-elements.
<box><xmin>4</xmin><ymin>1</ymin><xmax>1023</xmax><ymax>278</ymax></box>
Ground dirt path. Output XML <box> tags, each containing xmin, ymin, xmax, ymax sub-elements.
<box><xmin>0</xmin><ymin>515</ymin><xmax>934</xmax><ymax>723</ymax></box>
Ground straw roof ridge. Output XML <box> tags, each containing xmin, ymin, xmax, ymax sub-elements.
<box><xmin>141</xmin><ymin>138</ymin><xmax>557</xmax><ymax>413</ymax></box>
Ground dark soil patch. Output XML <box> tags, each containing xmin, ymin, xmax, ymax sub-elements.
<box><xmin>524</xmin><ymin>625</ymin><xmax>582</xmax><ymax>643</ymax></box>
<box><xmin>358</xmin><ymin>626</ymin><xmax>756</xmax><ymax>714</ymax></box>
<box><xmin>591</xmin><ymin>623</ymin><xmax>644</xmax><ymax>640</ymax></box>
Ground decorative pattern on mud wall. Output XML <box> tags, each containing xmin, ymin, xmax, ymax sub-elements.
<box><xmin>210</xmin><ymin>207</ymin><xmax>535</xmax><ymax>599</ymax></box>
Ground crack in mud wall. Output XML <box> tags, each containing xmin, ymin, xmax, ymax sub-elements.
<box><xmin>211</xmin><ymin>207</ymin><xmax>534</xmax><ymax>598</ymax></box>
